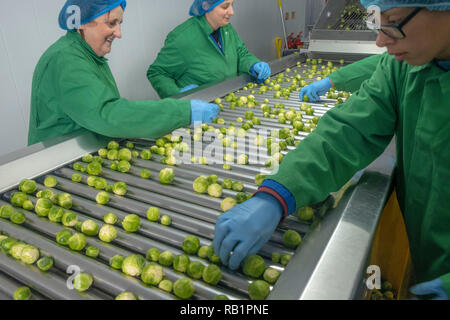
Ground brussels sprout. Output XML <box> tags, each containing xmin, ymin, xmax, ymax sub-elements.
<box><xmin>109</xmin><ymin>254</ymin><xmax>125</xmax><ymax>269</ymax></box>
<box><xmin>34</xmin><ymin>198</ymin><xmax>53</xmax><ymax>217</ymax></box>
<box><xmin>10</xmin><ymin>243</ymin><xmax>27</xmax><ymax>259</ymax></box>
<box><xmin>263</xmin><ymin>268</ymin><xmax>280</xmax><ymax>284</ymax></box>
<box><xmin>207</xmin><ymin>183</ymin><xmax>222</xmax><ymax>198</ymax></box>
<box><xmin>87</xmin><ymin>161</ymin><xmax>102</xmax><ymax>176</ymax></box>
<box><xmin>73</xmin><ymin>273</ymin><xmax>93</xmax><ymax>292</ymax></box>
<box><xmin>206</xmin><ymin>245</ymin><xmax>221</xmax><ymax>264</ymax></box>
<box><xmin>282</xmin><ymin>230</ymin><xmax>302</xmax><ymax>249</ymax></box>
<box><xmin>231</xmin><ymin>181</ymin><xmax>244</xmax><ymax>192</ymax></box>
<box><xmin>0</xmin><ymin>205</ymin><xmax>15</xmax><ymax>219</ymax></box>
<box><xmin>158</xmin><ymin>250</ymin><xmax>174</xmax><ymax>267</ymax></box>
<box><xmin>56</xmin><ymin>229</ymin><xmax>72</xmax><ymax>245</ymax></box>
<box><xmin>68</xmin><ymin>233</ymin><xmax>87</xmax><ymax>251</ymax></box>
<box><xmin>82</xmin><ymin>154</ymin><xmax>93</xmax><ymax>163</ymax></box>
<box><xmin>202</xmin><ymin>264</ymin><xmax>222</xmax><ymax>286</ymax></box>
<box><xmin>115</xmin><ymin>292</ymin><xmax>138</xmax><ymax>300</ymax></box>
<box><xmin>93</xmin><ymin>177</ymin><xmax>107</xmax><ymax>190</ymax></box>
<box><xmin>21</xmin><ymin>245</ymin><xmax>40</xmax><ymax>264</ymax></box>
<box><xmin>103</xmin><ymin>212</ymin><xmax>118</xmax><ymax>225</ymax></box>
<box><xmin>243</xmin><ymin>254</ymin><xmax>266</xmax><ymax>278</ymax></box>
<box><xmin>146</xmin><ymin>207</ymin><xmax>160</xmax><ymax>222</ymax></box>
<box><xmin>236</xmin><ymin>192</ymin><xmax>249</xmax><ymax>204</ymax></box>
<box><xmin>81</xmin><ymin>219</ymin><xmax>99</xmax><ymax>236</ymax></box>
<box><xmin>384</xmin><ymin>291</ymin><xmax>395</xmax><ymax>300</ymax></box>
<box><xmin>160</xmin><ymin>215</ymin><xmax>171</xmax><ymax>226</ymax></box>
<box><xmin>87</xmin><ymin>176</ymin><xmax>97</xmax><ymax>187</ymax></box>
<box><xmin>122</xmin><ymin>214</ymin><xmax>141</xmax><ymax>232</ymax></box>
<box><xmin>214</xmin><ymin>294</ymin><xmax>230</xmax><ymax>300</ymax></box>
<box><xmin>19</xmin><ymin>179</ymin><xmax>37</xmax><ymax>194</ymax></box>
<box><xmin>57</xmin><ymin>193</ymin><xmax>73</xmax><ymax>209</ymax></box>
<box><xmin>44</xmin><ymin>176</ymin><xmax>58</xmax><ymax>188</ymax></box>
<box><xmin>140</xmin><ymin>169</ymin><xmax>151</xmax><ymax>179</ymax></box>
<box><xmin>37</xmin><ymin>256</ymin><xmax>54</xmax><ymax>271</ymax></box>
<box><xmin>271</xmin><ymin>252</ymin><xmax>281</xmax><ymax>264</ymax></box>
<box><xmin>237</xmin><ymin>154</ymin><xmax>249</xmax><ymax>165</ymax></box>
<box><xmin>223</xmin><ymin>164</ymin><xmax>231</xmax><ymax>170</ymax></box>
<box><xmin>122</xmin><ymin>254</ymin><xmax>146</xmax><ymax>277</ymax></box>
<box><xmin>297</xmin><ymin>206</ymin><xmax>314</xmax><ymax>221</ymax></box>
<box><xmin>220</xmin><ymin>197</ymin><xmax>237</xmax><ymax>212</ymax></box>
<box><xmin>85</xmin><ymin>246</ymin><xmax>100</xmax><ymax>258</ymax></box>
<box><xmin>13</xmin><ymin>286</ymin><xmax>31</xmax><ymax>300</ymax></box>
<box><xmin>71</xmin><ymin>173</ymin><xmax>82</xmax><ymax>183</ymax></box>
<box><xmin>193</xmin><ymin>176</ymin><xmax>209</xmax><ymax>194</ymax></box>
<box><xmin>118</xmin><ymin>148</ymin><xmax>132</xmax><ymax>161</ymax></box>
<box><xmin>141</xmin><ymin>263</ymin><xmax>164</xmax><ymax>285</ymax></box>
<box><xmin>159</xmin><ymin>168</ymin><xmax>174</xmax><ymax>185</ymax></box>
<box><xmin>109</xmin><ymin>159</ymin><xmax>119</xmax><ymax>170</ymax></box>
<box><xmin>254</xmin><ymin>174</ymin><xmax>266</xmax><ymax>186</ymax></box>
<box><xmin>98</xmin><ymin>224</ymin><xmax>117</xmax><ymax>242</ymax></box>
<box><xmin>96</xmin><ymin>191</ymin><xmax>110</xmax><ymax>205</ymax></box>
<box><xmin>73</xmin><ymin>162</ymin><xmax>85</xmax><ymax>172</ymax></box>
<box><xmin>10</xmin><ymin>211</ymin><xmax>26</xmax><ymax>224</ymax></box>
<box><xmin>173</xmin><ymin>254</ymin><xmax>191</xmax><ymax>273</ymax></box>
<box><xmin>98</xmin><ymin>148</ymin><xmax>108</xmax><ymax>158</ymax></box>
<box><xmin>146</xmin><ymin>248</ymin><xmax>160</xmax><ymax>262</ymax></box>
<box><xmin>116</xmin><ymin>160</ymin><xmax>131</xmax><ymax>173</ymax></box>
<box><xmin>182</xmin><ymin>235</ymin><xmax>200</xmax><ymax>255</ymax></box>
<box><xmin>11</xmin><ymin>192</ymin><xmax>28</xmax><ymax>207</ymax></box>
<box><xmin>1</xmin><ymin>238</ymin><xmax>17</xmax><ymax>253</ymax></box>
<box><xmin>248</xmin><ymin>280</ymin><xmax>270</xmax><ymax>300</ymax></box>
<box><xmin>382</xmin><ymin>281</ymin><xmax>393</xmax><ymax>291</ymax></box>
<box><xmin>173</xmin><ymin>278</ymin><xmax>195</xmax><ymax>299</ymax></box>
<box><xmin>197</xmin><ymin>246</ymin><xmax>209</xmax><ymax>259</ymax></box>
<box><xmin>158</xmin><ymin>279</ymin><xmax>173</xmax><ymax>293</ymax></box>
<box><xmin>140</xmin><ymin>149</ymin><xmax>152</xmax><ymax>160</ymax></box>
<box><xmin>62</xmin><ymin>211</ymin><xmax>78</xmax><ymax>227</ymax></box>
<box><xmin>280</xmin><ymin>253</ymin><xmax>292</xmax><ymax>266</ymax></box>
<box><xmin>48</xmin><ymin>206</ymin><xmax>64</xmax><ymax>223</ymax></box>
<box><xmin>107</xmin><ymin>141</ymin><xmax>119</xmax><ymax>150</ymax></box>
<box><xmin>187</xmin><ymin>261</ymin><xmax>205</xmax><ymax>280</ymax></box>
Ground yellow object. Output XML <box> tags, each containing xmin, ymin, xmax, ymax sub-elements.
<box><xmin>275</xmin><ymin>37</ymin><xmax>282</xmax><ymax>59</ymax></box>
<box><xmin>278</xmin><ymin>0</ymin><xmax>282</xmax><ymax>8</ymax></box>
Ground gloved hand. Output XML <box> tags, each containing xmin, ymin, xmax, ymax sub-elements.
<box><xmin>213</xmin><ymin>192</ymin><xmax>283</xmax><ymax>270</ymax></box>
<box><xmin>190</xmin><ymin>100</ymin><xmax>220</xmax><ymax>124</ymax></box>
<box><xmin>299</xmin><ymin>77</ymin><xmax>332</xmax><ymax>102</ymax></box>
<box><xmin>409</xmin><ymin>277</ymin><xmax>449</xmax><ymax>300</ymax></box>
<box><xmin>180</xmin><ymin>84</ymin><xmax>199</xmax><ymax>93</ymax></box>
<box><xmin>249</xmin><ymin>62</ymin><xmax>271</xmax><ymax>84</ymax></box>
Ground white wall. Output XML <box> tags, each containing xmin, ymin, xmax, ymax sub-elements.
<box><xmin>0</xmin><ymin>0</ymin><xmax>310</xmax><ymax>158</ymax></box>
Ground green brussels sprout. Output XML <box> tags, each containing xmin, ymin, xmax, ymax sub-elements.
<box><xmin>57</xmin><ymin>193</ymin><xmax>73</xmax><ymax>209</ymax></box>
<box><xmin>141</xmin><ymin>263</ymin><xmax>164</xmax><ymax>285</ymax></box>
<box><xmin>10</xmin><ymin>243</ymin><xmax>27</xmax><ymax>259</ymax></box>
<box><xmin>297</xmin><ymin>206</ymin><xmax>314</xmax><ymax>221</ymax></box>
<box><xmin>280</xmin><ymin>253</ymin><xmax>292</xmax><ymax>266</ymax></box>
<box><xmin>221</xmin><ymin>197</ymin><xmax>237</xmax><ymax>212</ymax></box>
<box><xmin>263</xmin><ymin>268</ymin><xmax>280</xmax><ymax>284</ymax></box>
<box><xmin>117</xmin><ymin>160</ymin><xmax>131</xmax><ymax>173</ymax></box>
<box><xmin>109</xmin><ymin>160</ymin><xmax>119</xmax><ymax>170</ymax></box>
<box><xmin>109</xmin><ymin>254</ymin><xmax>125</xmax><ymax>269</ymax></box>
<box><xmin>34</xmin><ymin>198</ymin><xmax>53</xmax><ymax>217</ymax></box>
<box><xmin>206</xmin><ymin>244</ymin><xmax>221</xmax><ymax>264</ymax></box>
<box><xmin>271</xmin><ymin>252</ymin><xmax>281</xmax><ymax>264</ymax></box>
<box><xmin>82</xmin><ymin>154</ymin><xmax>93</xmax><ymax>163</ymax></box>
<box><xmin>382</xmin><ymin>281</ymin><xmax>393</xmax><ymax>291</ymax></box>
<box><xmin>173</xmin><ymin>254</ymin><xmax>191</xmax><ymax>273</ymax></box>
<box><xmin>235</xmin><ymin>192</ymin><xmax>249</xmax><ymax>204</ymax></box>
<box><xmin>11</xmin><ymin>192</ymin><xmax>28</xmax><ymax>207</ymax></box>
<box><xmin>214</xmin><ymin>294</ymin><xmax>230</xmax><ymax>300</ymax></box>
<box><xmin>13</xmin><ymin>287</ymin><xmax>31</xmax><ymax>300</ymax></box>
<box><xmin>107</xmin><ymin>140</ymin><xmax>119</xmax><ymax>150</ymax></box>
<box><xmin>98</xmin><ymin>148</ymin><xmax>108</xmax><ymax>158</ymax></box>
<box><xmin>197</xmin><ymin>246</ymin><xmax>209</xmax><ymax>259</ymax></box>
<box><xmin>19</xmin><ymin>179</ymin><xmax>37</xmax><ymax>194</ymax></box>
<box><xmin>231</xmin><ymin>181</ymin><xmax>244</xmax><ymax>192</ymax></box>
<box><xmin>146</xmin><ymin>207</ymin><xmax>160</xmax><ymax>222</ymax></box>
<box><xmin>81</xmin><ymin>219</ymin><xmax>99</xmax><ymax>236</ymax></box>
<box><xmin>207</xmin><ymin>175</ymin><xmax>218</xmax><ymax>185</ymax></box>
<box><xmin>140</xmin><ymin>149</ymin><xmax>152</xmax><ymax>160</ymax></box>
<box><xmin>122</xmin><ymin>254</ymin><xmax>146</xmax><ymax>277</ymax></box>
<box><xmin>1</xmin><ymin>238</ymin><xmax>17</xmax><ymax>253</ymax></box>
<box><xmin>384</xmin><ymin>291</ymin><xmax>395</xmax><ymax>300</ymax></box>
<box><xmin>282</xmin><ymin>230</ymin><xmax>302</xmax><ymax>249</ymax></box>
<box><xmin>158</xmin><ymin>279</ymin><xmax>173</xmax><ymax>293</ymax></box>
<box><xmin>243</xmin><ymin>254</ymin><xmax>266</xmax><ymax>278</ymax></box>
<box><xmin>131</xmin><ymin>150</ymin><xmax>139</xmax><ymax>158</ymax></box>
<box><xmin>73</xmin><ymin>273</ymin><xmax>93</xmax><ymax>292</ymax></box>
<box><xmin>98</xmin><ymin>224</ymin><xmax>117</xmax><ymax>242</ymax></box>
<box><xmin>254</xmin><ymin>174</ymin><xmax>266</xmax><ymax>186</ymax></box>
<box><xmin>140</xmin><ymin>169</ymin><xmax>151</xmax><ymax>179</ymax></box>
<box><xmin>85</xmin><ymin>246</ymin><xmax>100</xmax><ymax>258</ymax></box>
<box><xmin>68</xmin><ymin>233</ymin><xmax>87</xmax><ymax>251</ymax></box>
<box><xmin>73</xmin><ymin>162</ymin><xmax>86</xmax><ymax>172</ymax></box>
<box><xmin>115</xmin><ymin>292</ymin><xmax>138</xmax><ymax>300</ymax></box>
<box><xmin>0</xmin><ymin>205</ymin><xmax>15</xmax><ymax>219</ymax></box>
<box><xmin>71</xmin><ymin>173</ymin><xmax>82</xmax><ymax>183</ymax></box>
<box><xmin>87</xmin><ymin>176</ymin><xmax>97</xmax><ymax>187</ymax></box>
<box><xmin>118</xmin><ymin>148</ymin><xmax>132</xmax><ymax>161</ymax></box>
<box><xmin>21</xmin><ymin>201</ymin><xmax>33</xmax><ymax>211</ymax></box>
<box><xmin>237</xmin><ymin>154</ymin><xmax>249</xmax><ymax>165</ymax></box>
<box><xmin>56</xmin><ymin>229</ymin><xmax>72</xmax><ymax>245</ymax></box>
<box><xmin>10</xmin><ymin>211</ymin><xmax>26</xmax><ymax>224</ymax></box>
<box><xmin>105</xmin><ymin>185</ymin><xmax>113</xmax><ymax>193</ymax></box>
<box><xmin>159</xmin><ymin>168</ymin><xmax>174</xmax><ymax>184</ymax></box>
<box><xmin>61</xmin><ymin>211</ymin><xmax>78</xmax><ymax>227</ymax></box>
<box><xmin>146</xmin><ymin>248</ymin><xmax>160</xmax><ymax>262</ymax></box>
<box><xmin>207</xmin><ymin>183</ymin><xmax>222</xmax><ymax>198</ymax></box>
<box><xmin>93</xmin><ymin>177</ymin><xmax>107</xmax><ymax>190</ymax></box>
<box><xmin>37</xmin><ymin>256</ymin><xmax>54</xmax><ymax>271</ymax></box>
<box><xmin>158</xmin><ymin>250</ymin><xmax>174</xmax><ymax>267</ymax></box>
<box><xmin>21</xmin><ymin>245</ymin><xmax>40</xmax><ymax>264</ymax></box>
<box><xmin>193</xmin><ymin>176</ymin><xmax>209</xmax><ymax>194</ymax></box>
<box><xmin>202</xmin><ymin>264</ymin><xmax>222</xmax><ymax>286</ymax></box>
<box><xmin>48</xmin><ymin>206</ymin><xmax>64</xmax><ymax>223</ymax></box>
<box><xmin>248</xmin><ymin>280</ymin><xmax>270</xmax><ymax>300</ymax></box>
<box><xmin>187</xmin><ymin>261</ymin><xmax>205</xmax><ymax>280</ymax></box>
<box><xmin>122</xmin><ymin>214</ymin><xmax>141</xmax><ymax>232</ymax></box>
<box><xmin>182</xmin><ymin>235</ymin><xmax>200</xmax><ymax>255</ymax></box>
<box><xmin>44</xmin><ymin>176</ymin><xmax>58</xmax><ymax>188</ymax></box>
<box><xmin>112</xmin><ymin>182</ymin><xmax>127</xmax><ymax>196</ymax></box>
<box><xmin>87</xmin><ymin>161</ymin><xmax>102</xmax><ymax>176</ymax></box>
<box><xmin>222</xmin><ymin>178</ymin><xmax>233</xmax><ymax>190</ymax></box>
<box><xmin>160</xmin><ymin>215</ymin><xmax>171</xmax><ymax>226</ymax></box>
<box><xmin>173</xmin><ymin>278</ymin><xmax>195</xmax><ymax>299</ymax></box>
<box><xmin>103</xmin><ymin>212</ymin><xmax>118</xmax><ymax>225</ymax></box>
<box><xmin>96</xmin><ymin>191</ymin><xmax>110</xmax><ymax>205</ymax></box>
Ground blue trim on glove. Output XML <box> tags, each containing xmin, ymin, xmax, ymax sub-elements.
<box><xmin>260</xmin><ymin>179</ymin><xmax>296</xmax><ymax>215</ymax></box>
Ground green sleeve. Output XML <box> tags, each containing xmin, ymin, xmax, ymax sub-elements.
<box><xmin>232</xmin><ymin>27</ymin><xmax>260</xmax><ymax>74</ymax></box>
<box><xmin>268</xmin><ymin>54</ymin><xmax>397</xmax><ymax>209</ymax></box>
<box><xmin>441</xmin><ymin>273</ymin><xmax>450</xmax><ymax>297</ymax></box>
<box><xmin>147</xmin><ymin>32</ymin><xmax>186</xmax><ymax>99</ymax></box>
<box><xmin>57</xmin><ymin>54</ymin><xmax>191</xmax><ymax>139</ymax></box>
<box><xmin>329</xmin><ymin>53</ymin><xmax>385</xmax><ymax>93</ymax></box>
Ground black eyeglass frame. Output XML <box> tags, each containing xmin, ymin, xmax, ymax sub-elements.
<box><xmin>369</xmin><ymin>7</ymin><xmax>423</xmax><ymax>40</ymax></box>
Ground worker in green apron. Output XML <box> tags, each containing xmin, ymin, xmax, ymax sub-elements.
<box><xmin>147</xmin><ymin>0</ymin><xmax>271</xmax><ymax>99</ymax></box>
<box><xmin>213</xmin><ymin>0</ymin><xmax>450</xmax><ymax>299</ymax></box>
<box><xmin>28</xmin><ymin>0</ymin><xmax>219</xmax><ymax>146</ymax></box>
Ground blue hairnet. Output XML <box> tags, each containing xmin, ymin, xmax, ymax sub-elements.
<box><xmin>58</xmin><ymin>0</ymin><xmax>127</xmax><ymax>30</ymax></box>
<box><xmin>189</xmin><ymin>0</ymin><xmax>226</xmax><ymax>16</ymax></box>
<box><xmin>361</xmin><ymin>0</ymin><xmax>450</xmax><ymax>11</ymax></box>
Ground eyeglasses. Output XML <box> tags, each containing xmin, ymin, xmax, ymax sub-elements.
<box><xmin>366</xmin><ymin>7</ymin><xmax>422</xmax><ymax>40</ymax></box>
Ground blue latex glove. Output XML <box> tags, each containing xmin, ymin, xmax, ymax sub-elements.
<box><xmin>213</xmin><ymin>192</ymin><xmax>283</xmax><ymax>270</ymax></box>
<box><xmin>409</xmin><ymin>278</ymin><xmax>449</xmax><ymax>300</ymax></box>
<box><xmin>249</xmin><ymin>62</ymin><xmax>271</xmax><ymax>84</ymax></box>
<box><xmin>180</xmin><ymin>84</ymin><xmax>199</xmax><ymax>93</ymax></box>
<box><xmin>190</xmin><ymin>100</ymin><xmax>220</xmax><ymax>124</ymax></box>
<box><xmin>299</xmin><ymin>77</ymin><xmax>332</xmax><ymax>102</ymax></box>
